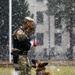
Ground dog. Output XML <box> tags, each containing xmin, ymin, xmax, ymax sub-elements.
<box><xmin>41</xmin><ymin>72</ymin><xmax>51</xmax><ymax>75</ymax></box>
<box><xmin>31</xmin><ymin>60</ymin><xmax>52</xmax><ymax>75</ymax></box>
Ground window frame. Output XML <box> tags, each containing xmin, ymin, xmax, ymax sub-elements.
<box><xmin>73</xmin><ymin>34</ymin><xmax>75</xmax><ymax>46</ymax></box>
<box><xmin>55</xmin><ymin>13</ymin><xmax>61</xmax><ymax>28</ymax></box>
<box><xmin>36</xmin><ymin>11</ymin><xmax>43</xmax><ymax>24</ymax></box>
<box><xmin>54</xmin><ymin>33</ymin><xmax>61</xmax><ymax>46</ymax></box>
<box><xmin>36</xmin><ymin>33</ymin><xmax>44</xmax><ymax>45</ymax></box>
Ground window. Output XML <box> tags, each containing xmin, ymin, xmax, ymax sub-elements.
<box><xmin>55</xmin><ymin>33</ymin><xmax>61</xmax><ymax>46</ymax></box>
<box><xmin>36</xmin><ymin>0</ymin><xmax>43</xmax><ymax>2</ymax></box>
<box><xmin>55</xmin><ymin>13</ymin><xmax>61</xmax><ymax>28</ymax></box>
<box><xmin>37</xmin><ymin>11</ymin><xmax>43</xmax><ymax>24</ymax></box>
<box><xmin>36</xmin><ymin>33</ymin><xmax>44</xmax><ymax>45</ymax></box>
<box><xmin>43</xmin><ymin>48</ymin><xmax>47</xmax><ymax>57</ymax></box>
<box><xmin>73</xmin><ymin>34</ymin><xmax>75</xmax><ymax>45</ymax></box>
<box><xmin>73</xmin><ymin>14</ymin><xmax>75</xmax><ymax>27</ymax></box>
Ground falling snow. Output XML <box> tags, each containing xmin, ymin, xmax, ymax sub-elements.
<box><xmin>0</xmin><ymin>0</ymin><xmax>75</xmax><ymax>61</ymax></box>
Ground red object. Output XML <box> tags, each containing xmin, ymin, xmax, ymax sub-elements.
<box><xmin>33</xmin><ymin>39</ymin><xmax>37</xmax><ymax>47</ymax></box>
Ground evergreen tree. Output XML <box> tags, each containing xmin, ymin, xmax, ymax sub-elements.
<box><xmin>46</xmin><ymin>0</ymin><xmax>60</xmax><ymax>15</ymax></box>
<box><xmin>0</xmin><ymin>0</ymin><xmax>9</xmax><ymax>49</ymax></box>
<box><xmin>12</xmin><ymin>0</ymin><xmax>30</xmax><ymax>31</ymax></box>
<box><xmin>0</xmin><ymin>0</ymin><xmax>9</xmax><ymax>60</ymax></box>
<box><xmin>63</xmin><ymin>0</ymin><xmax>75</xmax><ymax>60</ymax></box>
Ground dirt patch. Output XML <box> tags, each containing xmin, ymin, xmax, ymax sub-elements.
<box><xmin>48</xmin><ymin>60</ymin><xmax>75</xmax><ymax>66</ymax></box>
<box><xmin>42</xmin><ymin>60</ymin><xmax>75</xmax><ymax>66</ymax></box>
<box><xmin>0</xmin><ymin>60</ymin><xmax>75</xmax><ymax>67</ymax></box>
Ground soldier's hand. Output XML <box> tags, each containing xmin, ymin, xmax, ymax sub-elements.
<box><xmin>28</xmin><ymin>22</ymin><xmax>35</xmax><ymax>31</ymax></box>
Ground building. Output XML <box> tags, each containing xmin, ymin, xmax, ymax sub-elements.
<box><xmin>27</xmin><ymin>0</ymin><xmax>75</xmax><ymax>60</ymax></box>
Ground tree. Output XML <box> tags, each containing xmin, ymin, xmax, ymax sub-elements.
<box><xmin>46</xmin><ymin>0</ymin><xmax>62</xmax><ymax>59</ymax></box>
<box><xmin>0</xmin><ymin>0</ymin><xmax>9</xmax><ymax>60</ymax></box>
<box><xmin>0</xmin><ymin>0</ymin><xmax>9</xmax><ymax>49</ymax></box>
<box><xmin>63</xmin><ymin>0</ymin><xmax>75</xmax><ymax>60</ymax></box>
<box><xmin>47</xmin><ymin>0</ymin><xmax>75</xmax><ymax>59</ymax></box>
<box><xmin>12</xmin><ymin>0</ymin><xmax>30</xmax><ymax>31</ymax></box>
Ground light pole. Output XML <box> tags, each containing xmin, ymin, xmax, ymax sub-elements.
<box><xmin>48</xmin><ymin>16</ymin><xmax>51</xmax><ymax>59</ymax></box>
<box><xmin>9</xmin><ymin>0</ymin><xmax>12</xmax><ymax>63</ymax></box>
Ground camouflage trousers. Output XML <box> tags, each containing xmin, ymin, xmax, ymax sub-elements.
<box><xmin>18</xmin><ymin>55</ymin><xmax>31</xmax><ymax>75</ymax></box>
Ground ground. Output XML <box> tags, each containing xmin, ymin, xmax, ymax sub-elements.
<box><xmin>0</xmin><ymin>60</ymin><xmax>75</xmax><ymax>75</ymax></box>
<box><xmin>0</xmin><ymin>66</ymin><xmax>75</xmax><ymax>75</ymax></box>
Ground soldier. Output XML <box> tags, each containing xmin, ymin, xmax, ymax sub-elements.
<box><xmin>11</xmin><ymin>17</ymin><xmax>35</xmax><ymax>75</ymax></box>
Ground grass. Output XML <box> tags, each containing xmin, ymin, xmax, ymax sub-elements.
<box><xmin>31</xmin><ymin>66</ymin><xmax>75</xmax><ymax>75</ymax></box>
<box><xmin>0</xmin><ymin>66</ymin><xmax>75</xmax><ymax>75</ymax></box>
<box><xmin>0</xmin><ymin>68</ymin><xmax>13</xmax><ymax>75</ymax></box>
<box><xmin>46</xmin><ymin>66</ymin><xmax>75</xmax><ymax>75</ymax></box>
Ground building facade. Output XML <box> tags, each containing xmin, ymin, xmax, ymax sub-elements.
<box><xmin>27</xmin><ymin>0</ymin><xmax>75</xmax><ymax>60</ymax></box>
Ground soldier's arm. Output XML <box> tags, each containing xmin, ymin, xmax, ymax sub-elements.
<box><xmin>15</xmin><ymin>29</ymin><xmax>27</xmax><ymax>41</ymax></box>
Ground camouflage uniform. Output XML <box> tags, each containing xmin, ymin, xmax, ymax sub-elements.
<box><xmin>12</xmin><ymin>17</ymin><xmax>35</xmax><ymax>75</ymax></box>
<box><xmin>18</xmin><ymin>55</ymin><xmax>31</xmax><ymax>75</ymax></box>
